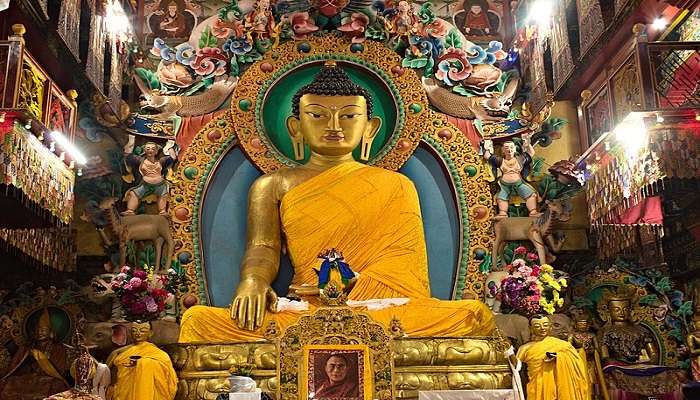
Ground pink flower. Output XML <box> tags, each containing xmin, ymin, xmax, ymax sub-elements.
<box><xmin>157</xmin><ymin>62</ymin><xmax>194</xmax><ymax>88</ymax></box>
<box><xmin>145</xmin><ymin>296</ymin><xmax>158</xmax><ymax>313</ymax></box>
<box><xmin>527</xmin><ymin>252</ymin><xmax>539</xmax><ymax>261</ymax></box>
<box><xmin>517</xmin><ymin>265</ymin><xmax>533</xmax><ymax>277</ymax></box>
<box><xmin>129</xmin><ymin>277</ymin><xmax>142</xmax><ymax>289</ymax></box>
<box><xmin>288</xmin><ymin>12</ymin><xmax>319</xmax><ymax>40</ymax></box>
<box><xmin>115</xmin><ymin>273</ymin><xmax>127</xmax><ymax>281</ymax></box>
<box><xmin>120</xmin><ymin>266</ymin><xmax>131</xmax><ymax>273</ymax></box>
<box><xmin>192</xmin><ymin>48</ymin><xmax>228</xmax><ymax>76</ymax></box>
<box><xmin>531</xmin><ymin>266</ymin><xmax>541</xmax><ymax>276</ymax></box>
<box><xmin>133</xmin><ymin>270</ymin><xmax>148</xmax><ymax>280</ymax></box>
<box><xmin>338</xmin><ymin>13</ymin><xmax>369</xmax><ymax>43</ymax></box>
<box><xmin>514</xmin><ymin>246</ymin><xmax>528</xmax><ymax>255</ymax></box>
<box><xmin>422</xmin><ymin>18</ymin><xmax>449</xmax><ymax>39</ymax></box>
<box><xmin>512</xmin><ymin>258</ymin><xmax>526</xmax><ymax>268</ymax></box>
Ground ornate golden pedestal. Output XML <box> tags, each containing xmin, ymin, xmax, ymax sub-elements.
<box><xmin>167</xmin><ymin>305</ymin><xmax>512</xmax><ymax>400</ymax></box>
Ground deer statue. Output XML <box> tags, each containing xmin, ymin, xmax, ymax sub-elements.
<box><xmin>492</xmin><ymin>198</ymin><xmax>571</xmax><ymax>267</ymax></box>
<box><xmin>98</xmin><ymin>197</ymin><xmax>174</xmax><ymax>272</ymax></box>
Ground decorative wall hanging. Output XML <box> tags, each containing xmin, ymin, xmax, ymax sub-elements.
<box><xmin>57</xmin><ymin>0</ymin><xmax>81</xmax><ymax>60</ymax></box>
<box><xmin>0</xmin><ymin>125</ymin><xmax>75</xmax><ymax>225</ymax></box>
<box><xmin>85</xmin><ymin>0</ymin><xmax>106</xmax><ymax>92</ymax></box>
<box><xmin>577</xmin><ymin>0</ymin><xmax>605</xmax><ymax>58</ymax></box>
<box><xmin>550</xmin><ymin>0</ymin><xmax>574</xmax><ymax>92</ymax></box>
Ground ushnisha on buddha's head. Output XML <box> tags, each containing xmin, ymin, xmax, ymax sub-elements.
<box><xmin>286</xmin><ymin>61</ymin><xmax>382</xmax><ymax>161</ymax></box>
<box><xmin>131</xmin><ymin>321</ymin><xmax>154</xmax><ymax>343</ymax></box>
<box><xmin>529</xmin><ymin>314</ymin><xmax>552</xmax><ymax>340</ymax></box>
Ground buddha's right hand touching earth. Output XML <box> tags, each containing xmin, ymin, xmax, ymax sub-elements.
<box><xmin>230</xmin><ymin>277</ymin><xmax>278</xmax><ymax>331</ymax></box>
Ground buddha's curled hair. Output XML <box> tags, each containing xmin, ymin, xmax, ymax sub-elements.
<box><xmin>292</xmin><ymin>61</ymin><xmax>374</xmax><ymax>118</ymax></box>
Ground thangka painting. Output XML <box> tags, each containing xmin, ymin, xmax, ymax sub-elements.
<box><xmin>143</xmin><ymin>0</ymin><xmax>203</xmax><ymax>41</ymax></box>
<box><xmin>447</xmin><ymin>0</ymin><xmax>508</xmax><ymax>43</ymax></box>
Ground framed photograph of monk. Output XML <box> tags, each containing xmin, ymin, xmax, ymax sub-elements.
<box><xmin>302</xmin><ymin>345</ymin><xmax>372</xmax><ymax>400</ymax></box>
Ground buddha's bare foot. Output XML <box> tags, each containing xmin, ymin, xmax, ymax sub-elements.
<box><xmin>121</xmin><ymin>210</ymin><xmax>136</xmax><ymax>216</ymax></box>
<box><xmin>529</xmin><ymin>211</ymin><xmax>541</xmax><ymax>217</ymax></box>
<box><xmin>495</xmin><ymin>213</ymin><xmax>508</xmax><ymax>220</ymax></box>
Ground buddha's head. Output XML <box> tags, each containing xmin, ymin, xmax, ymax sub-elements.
<box><xmin>325</xmin><ymin>354</ymin><xmax>349</xmax><ymax>384</ymax></box>
<box><xmin>287</xmin><ymin>61</ymin><xmax>382</xmax><ymax>161</ymax></box>
<box><xmin>609</xmin><ymin>299</ymin><xmax>632</xmax><ymax>324</ymax></box>
<box><xmin>573</xmin><ymin>314</ymin><xmax>591</xmax><ymax>333</ymax></box>
<box><xmin>529</xmin><ymin>314</ymin><xmax>552</xmax><ymax>340</ymax></box>
<box><xmin>130</xmin><ymin>321</ymin><xmax>153</xmax><ymax>343</ymax></box>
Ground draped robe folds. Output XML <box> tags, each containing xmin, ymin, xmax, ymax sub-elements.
<box><xmin>179</xmin><ymin>163</ymin><xmax>495</xmax><ymax>342</ymax></box>
<box><xmin>110</xmin><ymin>342</ymin><xmax>178</xmax><ymax>400</ymax></box>
<box><xmin>517</xmin><ymin>336</ymin><xmax>591</xmax><ymax>400</ymax></box>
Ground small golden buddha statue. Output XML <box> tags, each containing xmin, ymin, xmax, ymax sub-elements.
<box><xmin>687</xmin><ymin>315</ymin><xmax>700</xmax><ymax>381</ymax></box>
<box><xmin>506</xmin><ymin>314</ymin><xmax>589</xmax><ymax>400</ymax></box>
<box><xmin>598</xmin><ymin>288</ymin><xmax>658</xmax><ymax>365</ymax></box>
<box><xmin>179</xmin><ymin>61</ymin><xmax>495</xmax><ymax>342</ymax></box>
<box><xmin>106</xmin><ymin>322</ymin><xmax>177</xmax><ymax>400</ymax></box>
<box><xmin>568</xmin><ymin>310</ymin><xmax>609</xmax><ymax>400</ymax></box>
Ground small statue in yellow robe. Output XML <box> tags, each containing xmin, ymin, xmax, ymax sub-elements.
<box><xmin>179</xmin><ymin>61</ymin><xmax>495</xmax><ymax>342</ymax></box>
<box><xmin>106</xmin><ymin>322</ymin><xmax>177</xmax><ymax>400</ymax></box>
<box><xmin>506</xmin><ymin>314</ymin><xmax>590</xmax><ymax>400</ymax></box>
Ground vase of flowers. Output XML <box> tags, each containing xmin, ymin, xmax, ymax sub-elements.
<box><xmin>492</xmin><ymin>246</ymin><xmax>568</xmax><ymax>317</ymax></box>
<box><xmin>111</xmin><ymin>265</ymin><xmax>186</xmax><ymax>321</ymax></box>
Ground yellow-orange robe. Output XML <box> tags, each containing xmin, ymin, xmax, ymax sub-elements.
<box><xmin>517</xmin><ymin>336</ymin><xmax>590</xmax><ymax>400</ymax></box>
<box><xmin>179</xmin><ymin>162</ymin><xmax>495</xmax><ymax>342</ymax></box>
<box><xmin>110</xmin><ymin>342</ymin><xmax>177</xmax><ymax>400</ymax></box>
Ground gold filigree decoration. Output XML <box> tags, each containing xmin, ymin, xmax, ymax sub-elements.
<box><xmin>275</xmin><ymin>306</ymin><xmax>393</xmax><ymax>400</ymax></box>
<box><xmin>18</xmin><ymin>59</ymin><xmax>46</xmax><ymax>120</ymax></box>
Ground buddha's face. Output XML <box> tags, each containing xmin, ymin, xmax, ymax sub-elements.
<box><xmin>609</xmin><ymin>300</ymin><xmax>631</xmax><ymax>323</ymax></box>
<box><xmin>470</xmin><ymin>5</ymin><xmax>483</xmax><ymax>14</ymax></box>
<box><xmin>529</xmin><ymin>316</ymin><xmax>552</xmax><ymax>339</ymax></box>
<box><xmin>288</xmin><ymin>94</ymin><xmax>381</xmax><ymax>157</ymax></box>
<box><xmin>131</xmin><ymin>323</ymin><xmax>153</xmax><ymax>343</ymax></box>
<box><xmin>574</xmin><ymin>319</ymin><xmax>589</xmax><ymax>332</ymax></box>
<box><xmin>325</xmin><ymin>355</ymin><xmax>349</xmax><ymax>384</ymax></box>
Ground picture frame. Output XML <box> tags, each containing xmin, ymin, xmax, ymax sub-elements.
<box><xmin>301</xmin><ymin>344</ymin><xmax>373</xmax><ymax>400</ymax></box>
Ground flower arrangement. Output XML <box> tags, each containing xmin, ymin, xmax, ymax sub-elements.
<box><xmin>111</xmin><ymin>265</ymin><xmax>187</xmax><ymax>321</ymax></box>
<box><xmin>491</xmin><ymin>246</ymin><xmax>568</xmax><ymax>316</ymax></box>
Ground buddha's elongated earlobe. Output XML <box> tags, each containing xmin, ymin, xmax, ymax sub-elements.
<box><xmin>360</xmin><ymin>116</ymin><xmax>382</xmax><ymax>161</ymax></box>
<box><xmin>292</xmin><ymin>136</ymin><xmax>305</xmax><ymax>160</ymax></box>
<box><xmin>360</xmin><ymin>136</ymin><xmax>372</xmax><ymax>161</ymax></box>
<box><xmin>286</xmin><ymin>116</ymin><xmax>305</xmax><ymax>160</ymax></box>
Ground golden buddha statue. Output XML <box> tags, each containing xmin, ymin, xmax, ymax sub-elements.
<box><xmin>597</xmin><ymin>288</ymin><xmax>658</xmax><ymax>365</ymax></box>
<box><xmin>687</xmin><ymin>315</ymin><xmax>700</xmax><ymax>381</ymax></box>
<box><xmin>568</xmin><ymin>311</ymin><xmax>609</xmax><ymax>400</ymax></box>
<box><xmin>106</xmin><ymin>322</ymin><xmax>177</xmax><ymax>400</ymax></box>
<box><xmin>507</xmin><ymin>314</ymin><xmax>589</xmax><ymax>400</ymax></box>
<box><xmin>179</xmin><ymin>61</ymin><xmax>495</xmax><ymax>342</ymax></box>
